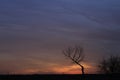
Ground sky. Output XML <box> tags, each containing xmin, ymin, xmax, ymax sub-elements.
<box><xmin>0</xmin><ymin>0</ymin><xmax>120</xmax><ymax>74</ymax></box>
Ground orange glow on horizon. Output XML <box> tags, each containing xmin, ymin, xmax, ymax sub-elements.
<box><xmin>51</xmin><ymin>63</ymin><xmax>96</xmax><ymax>74</ymax></box>
<box><xmin>8</xmin><ymin>62</ymin><xmax>96</xmax><ymax>74</ymax></box>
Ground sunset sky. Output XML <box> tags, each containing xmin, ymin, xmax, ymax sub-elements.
<box><xmin>0</xmin><ymin>0</ymin><xmax>120</xmax><ymax>74</ymax></box>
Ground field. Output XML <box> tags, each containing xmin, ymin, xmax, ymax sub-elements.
<box><xmin>0</xmin><ymin>74</ymin><xmax>120</xmax><ymax>80</ymax></box>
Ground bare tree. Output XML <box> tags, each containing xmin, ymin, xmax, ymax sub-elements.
<box><xmin>98</xmin><ymin>55</ymin><xmax>120</xmax><ymax>74</ymax></box>
<box><xmin>62</xmin><ymin>45</ymin><xmax>85</xmax><ymax>75</ymax></box>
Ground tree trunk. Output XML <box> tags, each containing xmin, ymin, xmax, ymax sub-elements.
<box><xmin>81</xmin><ymin>65</ymin><xmax>84</xmax><ymax>75</ymax></box>
<box><xmin>78</xmin><ymin>63</ymin><xmax>84</xmax><ymax>75</ymax></box>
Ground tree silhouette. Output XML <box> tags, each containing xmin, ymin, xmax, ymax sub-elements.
<box><xmin>98</xmin><ymin>55</ymin><xmax>120</xmax><ymax>74</ymax></box>
<box><xmin>62</xmin><ymin>45</ymin><xmax>85</xmax><ymax>75</ymax></box>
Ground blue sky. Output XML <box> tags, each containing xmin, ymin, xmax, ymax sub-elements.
<box><xmin>0</xmin><ymin>0</ymin><xmax>120</xmax><ymax>74</ymax></box>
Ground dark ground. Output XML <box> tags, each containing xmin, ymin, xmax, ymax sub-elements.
<box><xmin>0</xmin><ymin>74</ymin><xmax>120</xmax><ymax>80</ymax></box>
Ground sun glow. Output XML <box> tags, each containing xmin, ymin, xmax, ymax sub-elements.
<box><xmin>52</xmin><ymin>63</ymin><xmax>94</xmax><ymax>74</ymax></box>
